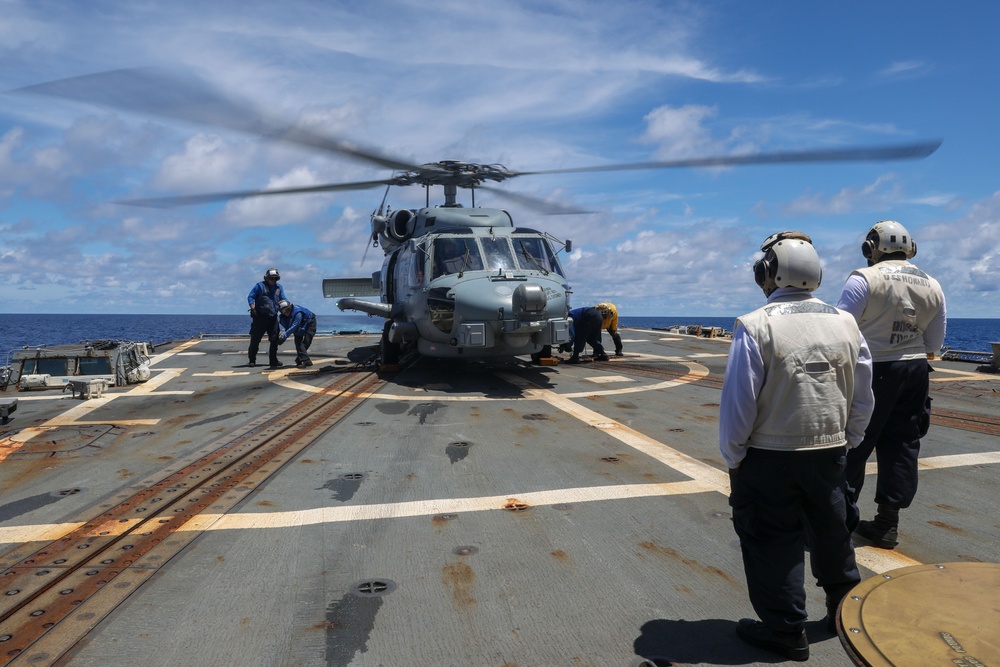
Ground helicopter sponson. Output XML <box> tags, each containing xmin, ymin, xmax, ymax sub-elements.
<box><xmin>327</xmin><ymin>205</ymin><xmax>572</xmax><ymax>361</ymax></box>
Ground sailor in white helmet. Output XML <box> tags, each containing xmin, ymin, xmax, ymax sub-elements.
<box><xmin>837</xmin><ymin>220</ymin><xmax>946</xmax><ymax>549</ymax></box>
<box><xmin>720</xmin><ymin>231</ymin><xmax>874</xmax><ymax>661</ymax></box>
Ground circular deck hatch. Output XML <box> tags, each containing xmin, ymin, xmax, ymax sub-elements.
<box><xmin>839</xmin><ymin>562</ymin><xmax>1000</xmax><ymax>666</ymax></box>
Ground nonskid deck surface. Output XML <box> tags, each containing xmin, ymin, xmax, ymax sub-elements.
<box><xmin>0</xmin><ymin>330</ymin><xmax>997</xmax><ymax>666</ymax></box>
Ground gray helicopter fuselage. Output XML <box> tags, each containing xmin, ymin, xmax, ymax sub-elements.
<box><xmin>333</xmin><ymin>206</ymin><xmax>572</xmax><ymax>360</ymax></box>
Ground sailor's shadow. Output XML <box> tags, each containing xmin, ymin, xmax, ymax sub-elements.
<box><xmin>634</xmin><ymin>618</ymin><xmax>787</xmax><ymax>665</ymax></box>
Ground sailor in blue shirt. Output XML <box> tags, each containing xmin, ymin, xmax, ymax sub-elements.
<box><xmin>246</xmin><ymin>268</ymin><xmax>286</xmax><ymax>368</ymax></box>
<box><xmin>563</xmin><ymin>306</ymin><xmax>609</xmax><ymax>363</ymax></box>
<box><xmin>277</xmin><ymin>300</ymin><xmax>317</xmax><ymax>368</ymax></box>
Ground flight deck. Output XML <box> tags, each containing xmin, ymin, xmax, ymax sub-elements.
<box><xmin>1</xmin><ymin>329</ymin><xmax>997</xmax><ymax>666</ymax></box>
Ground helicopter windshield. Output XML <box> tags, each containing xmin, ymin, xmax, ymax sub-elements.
<box><xmin>512</xmin><ymin>236</ymin><xmax>560</xmax><ymax>275</ymax></box>
<box><xmin>433</xmin><ymin>237</ymin><xmax>484</xmax><ymax>278</ymax></box>
<box><xmin>481</xmin><ymin>237</ymin><xmax>517</xmax><ymax>271</ymax></box>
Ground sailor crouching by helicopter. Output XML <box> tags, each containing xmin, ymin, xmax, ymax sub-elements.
<box><xmin>595</xmin><ymin>302</ymin><xmax>624</xmax><ymax>357</ymax></box>
<box><xmin>277</xmin><ymin>300</ymin><xmax>317</xmax><ymax>368</ymax></box>
<box><xmin>563</xmin><ymin>307</ymin><xmax>610</xmax><ymax>364</ymax></box>
<box><xmin>247</xmin><ymin>268</ymin><xmax>287</xmax><ymax>368</ymax></box>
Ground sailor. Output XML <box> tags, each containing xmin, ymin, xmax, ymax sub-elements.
<box><xmin>837</xmin><ymin>220</ymin><xmax>946</xmax><ymax>549</ymax></box>
<box><xmin>277</xmin><ymin>300</ymin><xmax>318</xmax><ymax>368</ymax></box>
<box><xmin>720</xmin><ymin>231</ymin><xmax>874</xmax><ymax>661</ymax></box>
<box><xmin>564</xmin><ymin>306</ymin><xmax>610</xmax><ymax>363</ymax></box>
<box><xmin>595</xmin><ymin>301</ymin><xmax>624</xmax><ymax>357</ymax></box>
<box><xmin>246</xmin><ymin>268</ymin><xmax>286</xmax><ymax>368</ymax></box>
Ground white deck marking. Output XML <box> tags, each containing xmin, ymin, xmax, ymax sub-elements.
<box><xmin>585</xmin><ymin>375</ymin><xmax>636</xmax><ymax>384</ymax></box>
<box><xmin>193</xmin><ymin>371</ymin><xmax>251</xmax><ymax>377</ymax></box>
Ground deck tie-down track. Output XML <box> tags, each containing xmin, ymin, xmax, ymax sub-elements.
<box><xmin>0</xmin><ymin>370</ymin><xmax>383</xmax><ymax>666</ymax></box>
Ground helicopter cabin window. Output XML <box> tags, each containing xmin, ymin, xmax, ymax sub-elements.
<box><xmin>433</xmin><ymin>237</ymin><xmax>483</xmax><ymax>279</ymax></box>
<box><xmin>481</xmin><ymin>237</ymin><xmax>516</xmax><ymax>271</ymax></box>
<box><xmin>405</xmin><ymin>243</ymin><xmax>425</xmax><ymax>288</ymax></box>
<box><xmin>513</xmin><ymin>236</ymin><xmax>560</xmax><ymax>275</ymax></box>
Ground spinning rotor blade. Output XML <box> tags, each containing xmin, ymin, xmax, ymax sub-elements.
<box><xmin>13</xmin><ymin>68</ymin><xmax>423</xmax><ymax>173</ymax></box>
<box><xmin>118</xmin><ymin>178</ymin><xmax>399</xmax><ymax>208</ymax></box>
<box><xmin>475</xmin><ymin>184</ymin><xmax>592</xmax><ymax>216</ymax></box>
<box><xmin>508</xmin><ymin>140</ymin><xmax>942</xmax><ymax>178</ymax></box>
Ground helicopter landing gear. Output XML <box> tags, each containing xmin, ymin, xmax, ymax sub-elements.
<box><xmin>530</xmin><ymin>344</ymin><xmax>554</xmax><ymax>365</ymax></box>
<box><xmin>379</xmin><ymin>322</ymin><xmax>401</xmax><ymax>370</ymax></box>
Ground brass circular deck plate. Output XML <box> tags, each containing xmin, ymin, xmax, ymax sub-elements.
<box><xmin>839</xmin><ymin>562</ymin><xmax>1000</xmax><ymax>666</ymax></box>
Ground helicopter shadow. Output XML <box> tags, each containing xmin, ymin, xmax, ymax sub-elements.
<box><xmin>634</xmin><ymin>617</ymin><xmax>838</xmax><ymax>665</ymax></box>
<box><xmin>386</xmin><ymin>357</ymin><xmax>558</xmax><ymax>398</ymax></box>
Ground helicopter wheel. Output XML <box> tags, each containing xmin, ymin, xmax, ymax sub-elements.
<box><xmin>380</xmin><ymin>322</ymin><xmax>401</xmax><ymax>367</ymax></box>
<box><xmin>530</xmin><ymin>344</ymin><xmax>552</xmax><ymax>365</ymax></box>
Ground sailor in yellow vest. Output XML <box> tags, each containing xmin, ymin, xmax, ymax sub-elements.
<box><xmin>595</xmin><ymin>302</ymin><xmax>623</xmax><ymax>357</ymax></box>
<box><xmin>720</xmin><ymin>231</ymin><xmax>874</xmax><ymax>661</ymax></box>
<box><xmin>837</xmin><ymin>220</ymin><xmax>946</xmax><ymax>549</ymax></box>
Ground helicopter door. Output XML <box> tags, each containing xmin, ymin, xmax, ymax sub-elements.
<box><xmin>384</xmin><ymin>252</ymin><xmax>399</xmax><ymax>304</ymax></box>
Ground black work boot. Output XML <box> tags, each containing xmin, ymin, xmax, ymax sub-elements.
<box><xmin>736</xmin><ymin>618</ymin><xmax>808</xmax><ymax>661</ymax></box>
<box><xmin>823</xmin><ymin>582</ymin><xmax>857</xmax><ymax>634</ymax></box>
<box><xmin>855</xmin><ymin>504</ymin><xmax>899</xmax><ymax>549</ymax></box>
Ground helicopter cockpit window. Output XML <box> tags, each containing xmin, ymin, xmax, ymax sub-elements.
<box><xmin>433</xmin><ymin>237</ymin><xmax>483</xmax><ymax>278</ymax></box>
<box><xmin>481</xmin><ymin>237</ymin><xmax>516</xmax><ymax>272</ymax></box>
<box><xmin>512</xmin><ymin>236</ymin><xmax>560</xmax><ymax>275</ymax></box>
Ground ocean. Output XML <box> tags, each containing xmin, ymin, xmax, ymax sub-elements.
<box><xmin>1</xmin><ymin>314</ymin><xmax>997</xmax><ymax>360</ymax></box>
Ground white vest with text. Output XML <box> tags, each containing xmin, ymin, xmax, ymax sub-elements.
<box><xmin>853</xmin><ymin>260</ymin><xmax>944</xmax><ymax>362</ymax></box>
<box><xmin>738</xmin><ymin>294</ymin><xmax>862</xmax><ymax>452</ymax></box>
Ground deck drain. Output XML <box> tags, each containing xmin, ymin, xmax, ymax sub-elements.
<box><xmin>449</xmin><ymin>441</ymin><xmax>470</xmax><ymax>447</ymax></box>
<box><xmin>523</xmin><ymin>413</ymin><xmax>548</xmax><ymax>420</ymax></box>
<box><xmin>453</xmin><ymin>546</ymin><xmax>479</xmax><ymax>556</ymax></box>
<box><xmin>351</xmin><ymin>579</ymin><xmax>397</xmax><ymax>597</ymax></box>
<box><xmin>341</xmin><ymin>473</ymin><xmax>366</xmax><ymax>480</ymax></box>
<box><xmin>433</xmin><ymin>513</ymin><xmax>458</xmax><ymax>522</ymax></box>
<box><xmin>601</xmin><ymin>456</ymin><xmax>621</xmax><ymax>463</ymax></box>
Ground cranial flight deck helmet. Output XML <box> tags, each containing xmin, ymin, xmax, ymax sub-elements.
<box><xmin>753</xmin><ymin>231</ymin><xmax>822</xmax><ymax>295</ymax></box>
<box><xmin>264</xmin><ymin>268</ymin><xmax>281</xmax><ymax>280</ymax></box>
<box><xmin>862</xmin><ymin>220</ymin><xmax>916</xmax><ymax>264</ymax></box>
<box><xmin>277</xmin><ymin>300</ymin><xmax>292</xmax><ymax>312</ymax></box>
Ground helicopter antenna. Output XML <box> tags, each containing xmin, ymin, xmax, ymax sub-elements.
<box><xmin>377</xmin><ymin>184</ymin><xmax>391</xmax><ymax>215</ymax></box>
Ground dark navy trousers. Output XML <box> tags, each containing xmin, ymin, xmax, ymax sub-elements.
<box><xmin>846</xmin><ymin>359</ymin><xmax>930</xmax><ymax>509</ymax></box>
<box><xmin>730</xmin><ymin>446</ymin><xmax>860</xmax><ymax>632</ymax></box>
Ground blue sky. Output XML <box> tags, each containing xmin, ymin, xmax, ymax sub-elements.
<box><xmin>1</xmin><ymin>1</ymin><xmax>997</xmax><ymax>318</ymax></box>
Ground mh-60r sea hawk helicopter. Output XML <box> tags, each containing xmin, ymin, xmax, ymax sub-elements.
<box><xmin>321</xmin><ymin>160</ymin><xmax>579</xmax><ymax>366</ymax></box>
<box><xmin>13</xmin><ymin>69</ymin><xmax>942</xmax><ymax>366</ymax></box>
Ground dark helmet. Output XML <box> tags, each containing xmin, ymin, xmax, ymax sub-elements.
<box><xmin>277</xmin><ymin>300</ymin><xmax>292</xmax><ymax>313</ymax></box>
<box><xmin>264</xmin><ymin>268</ymin><xmax>281</xmax><ymax>280</ymax></box>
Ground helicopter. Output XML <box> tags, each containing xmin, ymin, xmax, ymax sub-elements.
<box><xmin>12</xmin><ymin>69</ymin><xmax>942</xmax><ymax>366</ymax></box>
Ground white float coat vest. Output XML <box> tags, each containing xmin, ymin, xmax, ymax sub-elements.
<box><xmin>852</xmin><ymin>261</ymin><xmax>944</xmax><ymax>362</ymax></box>
<box><xmin>738</xmin><ymin>294</ymin><xmax>862</xmax><ymax>451</ymax></box>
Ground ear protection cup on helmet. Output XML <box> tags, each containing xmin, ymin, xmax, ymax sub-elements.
<box><xmin>753</xmin><ymin>252</ymin><xmax>774</xmax><ymax>287</ymax></box>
